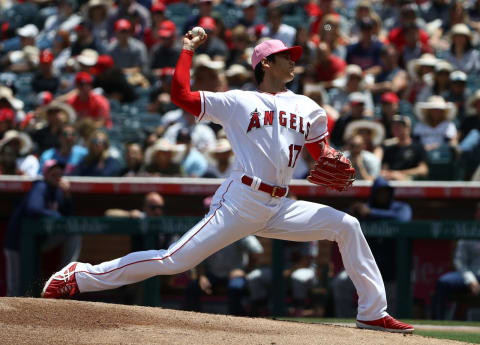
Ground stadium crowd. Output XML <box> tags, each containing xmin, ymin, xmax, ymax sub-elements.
<box><xmin>0</xmin><ymin>0</ymin><xmax>480</xmax><ymax>181</ymax></box>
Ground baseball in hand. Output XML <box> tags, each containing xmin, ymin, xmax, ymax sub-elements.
<box><xmin>191</xmin><ymin>26</ymin><xmax>206</xmax><ymax>39</ymax></box>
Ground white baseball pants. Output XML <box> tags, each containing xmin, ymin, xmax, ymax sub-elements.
<box><xmin>75</xmin><ymin>172</ymin><xmax>387</xmax><ymax>320</ymax></box>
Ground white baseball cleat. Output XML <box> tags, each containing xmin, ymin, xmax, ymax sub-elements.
<box><xmin>356</xmin><ymin>315</ymin><xmax>414</xmax><ymax>333</ymax></box>
<box><xmin>41</xmin><ymin>262</ymin><xmax>80</xmax><ymax>299</ymax></box>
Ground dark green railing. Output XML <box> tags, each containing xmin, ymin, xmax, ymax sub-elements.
<box><xmin>21</xmin><ymin>217</ymin><xmax>480</xmax><ymax>317</ymax></box>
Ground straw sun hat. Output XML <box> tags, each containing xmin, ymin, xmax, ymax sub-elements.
<box><xmin>0</xmin><ymin>130</ymin><xmax>33</xmax><ymax>155</ymax></box>
<box><xmin>144</xmin><ymin>138</ymin><xmax>185</xmax><ymax>165</ymax></box>
<box><xmin>343</xmin><ymin>120</ymin><xmax>385</xmax><ymax>147</ymax></box>
<box><xmin>414</xmin><ymin>95</ymin><xmax>457</xmax><ymax>122</ymax></box>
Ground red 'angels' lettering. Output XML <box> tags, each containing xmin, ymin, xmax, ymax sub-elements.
<box><xmin>247</xmin><ymin>109</ymin><xmax>261</xmax><ymax>132</ymax></box>
<box><xmin>246</xmin><ymin>109</ymin><xmax>310</xmax><ymax>138</ymax></box>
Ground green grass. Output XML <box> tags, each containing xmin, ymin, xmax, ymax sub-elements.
<box><xmin>275</xmin><ymin>318</ymin><xmax>480</xmax><ymax>344</ymax></box>
<box><xmin>415</xmin><ymin>330</ymin><xmax>480</xmax><ymax>344</ymax></box>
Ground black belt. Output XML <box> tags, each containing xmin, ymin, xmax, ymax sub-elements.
<box><xmin>241</xmin><ymin>175</ymin><xmax>287</xmax><ymax>198</ymax></box>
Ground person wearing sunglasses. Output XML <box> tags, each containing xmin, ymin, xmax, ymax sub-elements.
<box><xmin>72</xmin><ymin>130</ymin><xmax>121</xmax><ymax>176</ymax></box>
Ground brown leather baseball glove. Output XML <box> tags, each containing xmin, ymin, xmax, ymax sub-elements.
<box><xmin>307</xmin><ymin>146</ymin><xmax>356</xmax><ymax>192</ymax></box>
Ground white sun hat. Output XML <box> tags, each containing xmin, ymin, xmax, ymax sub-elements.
<box><xmin>343</xmin><ymin>120</ymin><xmax>386</xmax><ymax>147</ymax></box>
<box><xmin>414</xmin><ymin>95</ymin><xmax>457</xmax><ymax>122</ymax></box>
<box><xmin>0</xmin><ymin>130</ymin><xmax>33</xmax><ymax>155</ymax></box>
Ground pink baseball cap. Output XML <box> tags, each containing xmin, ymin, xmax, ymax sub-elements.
<box><xmin>251</xmin><ymin>39</ymin><xmax>302</xmax><ymax>69</ymax></box>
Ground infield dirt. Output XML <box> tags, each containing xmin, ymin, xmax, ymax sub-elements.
<box><xmin>0</xmin><ymin>297</ymin><xmax>469</xmax><ymax>345</ymax></box>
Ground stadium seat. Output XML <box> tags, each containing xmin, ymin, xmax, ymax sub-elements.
<box><xmin>426</xmin><ymin>144</ymin><xmax>458</xmax><ymax>180</ymax></box>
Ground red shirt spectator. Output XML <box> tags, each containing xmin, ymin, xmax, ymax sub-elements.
<box><xmin>313</xmin><ymin>42</ymin><xmax>346</xmax><ymax>82</ymax></box>
<box><xmin>387</xmin><ymin>26</ymin><xmax>431</xmax><ymax>53</ymax></box>
<box><xmin>316</xmin><ymin>55</ymin><xmax>346</xmax><ymax>82</ymax></box>
<box><xmin>67</xmin><ymin>72</ymin><xmax>112</xmax><ymax>128</ymax></box>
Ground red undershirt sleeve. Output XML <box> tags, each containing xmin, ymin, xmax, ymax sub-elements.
<box><xmin>305</xmin><ymin>140</ymin><xmax>326</xmax><ymax>160</ymax></box>
<box><xmin>171</xmin><ymin>49</ymin><xmax>201</xmax><ymax>117</ymax></box>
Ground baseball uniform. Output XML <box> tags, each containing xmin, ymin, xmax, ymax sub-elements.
<box><xmin>43</xmin><ymin>40</ymin><xmax>414</xmax><ymax>333</ymax></box>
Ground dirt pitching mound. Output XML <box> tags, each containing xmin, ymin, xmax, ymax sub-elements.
<box><xmin>0</xmin><ymin>298</ymin><xmax>466</xmax><ymax>345</ymax></box>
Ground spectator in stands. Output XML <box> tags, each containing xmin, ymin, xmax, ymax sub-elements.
<box><xmin>461</xmin><ymin>91</ymin><xmax>480</xmax><ymax>142</ymax></box>
<box><xmin>37</xmin><ymin>0</ymin><xmax>81</xmax><ymax>50</ymax></box>
<box><xmin>224</xmin><ymin>64</ymin><xmax>253</xmax><ymax>90</ymax></box>
<box><xmin>76</xmin><ymin>49</ymin><xmax>99</xmax><ymax>73</ymax></box>
<box><xmin>2</xmin><ymin>24</ymin><xmax>39</xmax><ymax>74</ymax></box>
<box><xmin>404</xmin><ymin>53</ymin><xmax>437</xmax><ymax>104</ymax></box>
<box><xmin>348</xmin><ymin>0</ymin><xmax>378</xmax><ymax>39</ymax></box>
<box><xmin>448</xmin><ymin>70</ymin><xmax>469</xmax><ymax>121</ymax></box>
<box><xmin>38</xmin><ymin>123</ymin><xmax>88</xmax><ymax>176</ymax></box>
<box><xmin>105</xmin><ymin>191</ymin><xmax>165</xmax><ymax>219</ymax></box>
<box><xmin>469</xmin><ymin>0</ymin><xmax>480</xmax><ymax>30</ymax></box>
<box><xmin>442</xmin><ymin>24</ymin><xmax>480</xmax><ymax>75</ymax></box>
<box><xmin>343</xmin><ymin>119</ymin><xmax>385</xmax><ymax>159</ymax></box>
<box><xmin>32</xmin><ymin>50</ymin><xmax>59</xmax><ymax>95</ymax></box>
<box><xmin>312</xmin><ymin>14</ymin><xmax>347</xmax><ymax>60</ymax></box>
<box><xmin>73</xmin><ymin>130</ymin><xmax>121</xmax><ymax>176</ymax></box>
<box><xmin>108</xmin><ymin>19</ymin><xmax>148</xmax><ymax>76</ymax></box>
<box><xmin>175</xmin><ymin>128</ymin><xmax>208</xmax><ymax>178</ymax></box>
<box><xmin>193</xmin><ymin>16</ymin><xmax>228</xmax><ymax>61</ymax></box>
<box><xmin>143</xmin><ymin>2</ymin><xmax>170</xmax><ymax>50</ymax></box>
<box><xmin>382</xmin><ymin>114</ymin><xmax>429</xmax><ymax>181</ymax></box>
<box><xmin>204</xmin><ymin>138</ymin><xmax>234</xmax><ymax>178</ymax></box>
<box><xmin>417</xmin><ymin>60</ymin><xmax>453</xmax><ymax>103</ymax></box>
<box><xmin>375</xmin><ymin>0</ymin><xmax>397</xmax><ymax>32</ymax></box>
<box><xmin>0</xmin><ymin>108</ymin><xmax>15</xmax><ymax>140</ymax></box>
<box><xmin>226</xmin><ymin>25</ymin><xmax>252</xmax><ymax>68</ymax></box>
<box><xmin>457</xmin><ymin>91</ymin><xmax>480</xmax><ymax>179</ymax></box>
<box><xmin>387</xmin><ymin>3</ymin><xmax>431</xmax><ymax>55</ymax></box>
<box><xmin>329</xmin><ymin>64</ymin><xmax>374</xmax><ymax>117</ymax></box>
<box><xmin>309</xmin><ymin>42</ymin><xmax>346</xmax><ymax>85</ymax></box>
<box><xmin>30</xmin><ymin>101</ymin><xmax>76</xmax><ymax>155</ymax></box>
<box><xmin>92</xmin><ymin>55</ymin><xmax>136</xmax><ymax>103</ymax></box>
<box><xmin>343</xmin><ymin>134</ymin><xmax>381</xmax><ymax>181</ymax></box>
<box><xmin>51</xmin><ymin>30</ymin><xmax>72</xmax><ymax>74</ymax></box>
<box><xmin>3</xmin><ymin>159</ymin><xmax>77</xmax><ymax>296</ymax></box>
<box><xmin>150</xmin><ymin>21</ymin><xmax>181</xmax><ymax>72</ymax></box>
<box><xmin>107</xmin><ymin>0</ymin><xmax>151</xmax><ymax>39</ymax></box>
<box><xmin>119</xmin><ymin>142</ymin><xmax>144</xmax><ymax>177</ymax></box>
<box><xmin>183</xmin><ymin>0</ymin><xmax>213</xmax><ymax>33</ymax></box>
<box><xmin>330</xmin><ymin>91</ymin><xmax>371</xmax><ymax>149</ymax></box>
<box><xmin>237</xmin><ymin>0</ymin><xmax>260</xmax><ymax>30</ymax></box>
<box><xmin>377</xmin><ymin>92</ymin><xmax>400</xmax><ymax>139</ymax></box>
<box><xmin>398</xmin><ymin>23</ymin><xmax>431</xmax><ymax>69</ymax></box>
<box><xmin>84</xmin><ymin>0</ymin><xmax>112</xmax><ymax>48</ymax></box>
<box><xmin>370</xmin><ymin>45</ymin><xmax>408</xmax><ymax>102</ymax></box>
<box><xmin>147</xmin><ymin>69</ymin><xmax>176</xmax><ymax>114</ymax></box>
<box><xmin>0</xmin><ymin>85</ymin><xmax>24</xmax><ymax>126</ymax></box>
<box><xmin>420</xmin><ymin>0</ymin><xmax>450</xmax><ymax>28</ymax></box>
<box><xmin>432</xmin><ymin>239</ymin><xmax>480</xmax><ymax>320</ymax></box>
<box><xmin>143</xmin><ymin>138</ymin><xmax>181</xmax><ymax>177</ymax></box>
<box><xmin>444</xmin><ymin>1</ymin><xmax>471</xmax><ymax>33</ymax></box>
<box><xmin>67</xmin><ymin>72</ymin><xmax>112</xmax><ymax>129</ymax></box>
<box><xmin>12</xmin><ymin>23</ymin><xmax>38</xmax><ymax>51</ymax></box>
<box><xmin>413</xmin><ymin>95</ymin><xmax>458</xmax><ymax>151</ymax></box>
<box><xmin>186</xmin><ymin>195</ymin><xmax>264</xmax><ymax>315</ymax></box>
<box><xmin>260</xmin><ymin>6</ymin><xmax>296</xmax><ymax>47</ymax></box>
<box><xmin>71</xmin><ymin>20</ymin><xmax>104</xmax><ymax>57</ymax></box>
<box><xmin>346</xmin><ymin>18</ymin><xmax>383</xmax><ymax>76</ymax></box>
<box><xmin>0</xmin><ymin>130</ymin><xmax>38</xmax><ymax>177</ymax></box>
<box><xmin>332</xmin><ymin>176</ymin><xmax>412</xmax><ymax>317</ymax></box>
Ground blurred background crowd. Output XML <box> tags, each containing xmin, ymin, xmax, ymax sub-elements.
<box><xmin>1</xmin><ymin>0</ymin><xmax>480</xmax><ymax>182</ymax></box>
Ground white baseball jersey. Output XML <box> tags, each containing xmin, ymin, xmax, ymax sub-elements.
<box><xmin>198</xmin><ymin>90</ymin><xmax>328</xmax><ymax>186</ymax></box>
<box><xmin>70</xmin><ymin>88</ymin><xmax>388</xmax><ymax>322</ymax></box>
